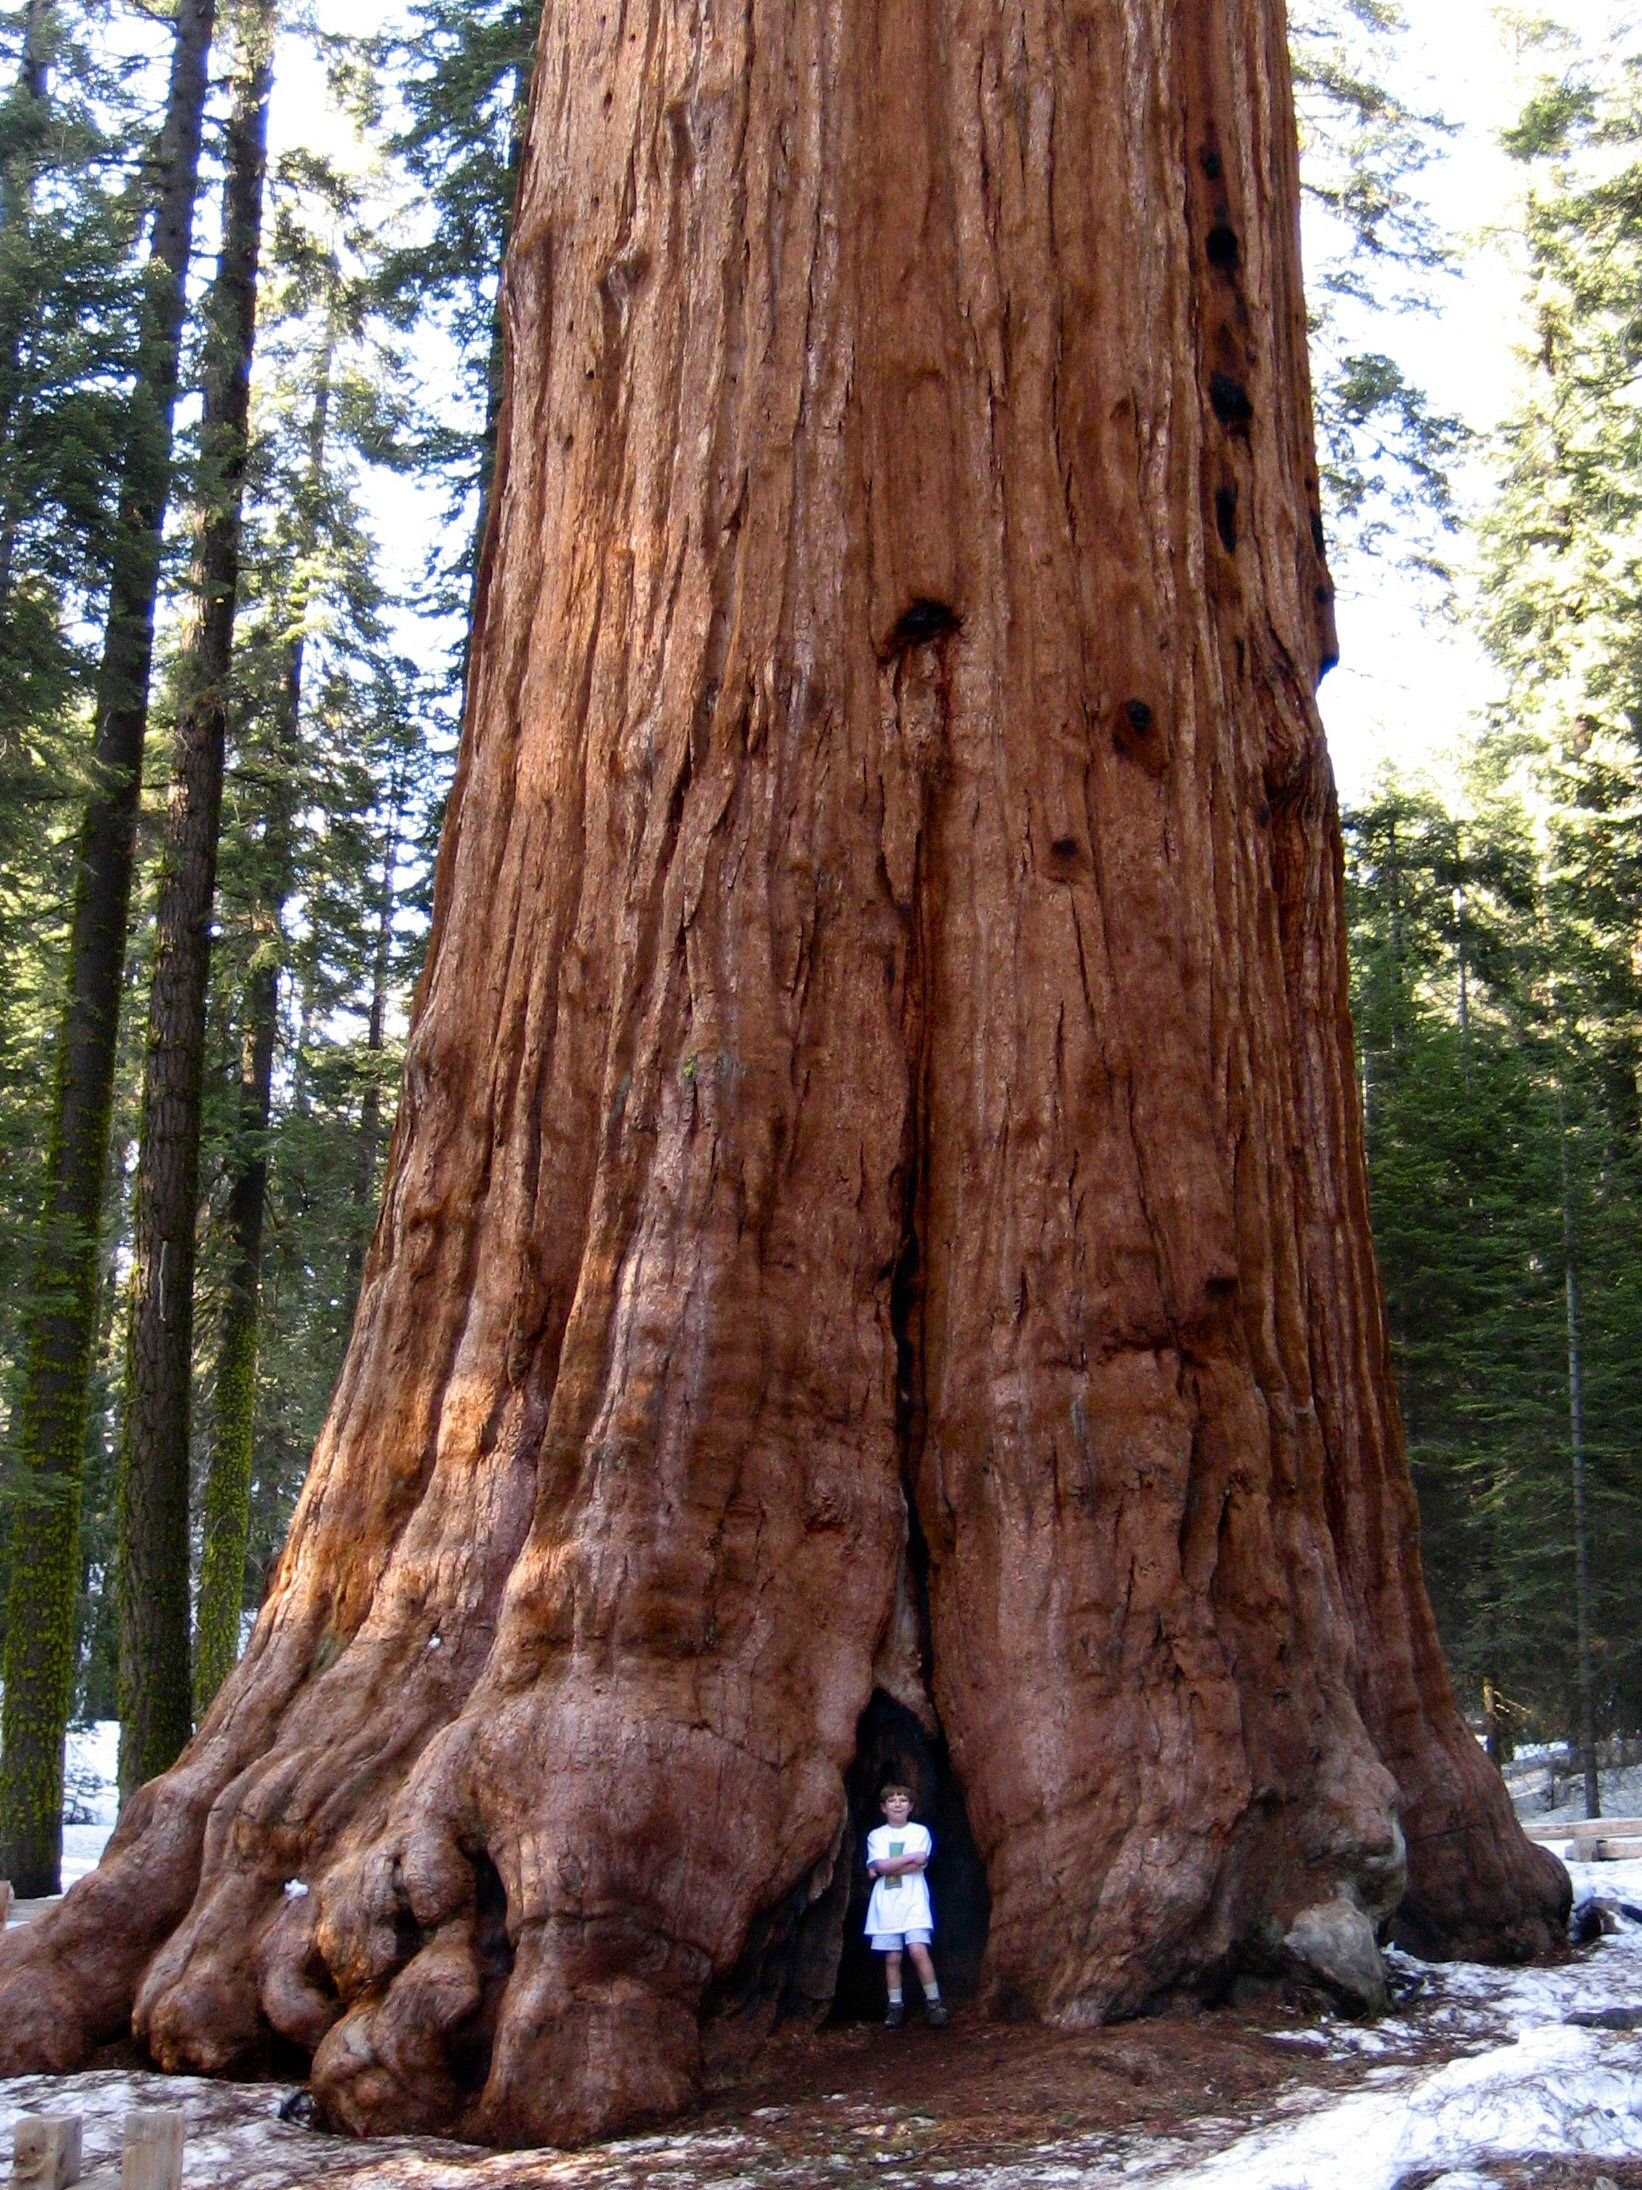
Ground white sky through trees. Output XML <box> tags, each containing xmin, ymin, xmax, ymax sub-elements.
<box><xmin>1316</xmin><ymin>0</ymin><xmax>1605</xmax><ymax>804</ymax></box>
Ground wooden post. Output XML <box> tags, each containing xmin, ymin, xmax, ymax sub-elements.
<box><xmin>12</xmin><ymin>2116</ymin><xmax>84</xmax><ymax>2190</ymax></box>
<box><xmin>0</xmin><ymin>1879</ymin><xmax>12</xmax><ymax>1927</ymax></box>
<box><xmin>120</xmin><ymin>2112</ymin><xmax>183</xmax><ymax>2190</ymax></box>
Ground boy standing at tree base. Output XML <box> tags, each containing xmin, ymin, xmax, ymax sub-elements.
<box><xmin>865</xmin><ymin>1782</ymin><xmax>947</xmax><ymax>2028</ymax></box>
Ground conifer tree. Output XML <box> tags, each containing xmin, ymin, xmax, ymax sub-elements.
<box><xmin>1289</xmin><ymin>0</ymin><xmax>1466</xmax><ymax>584</ymax></box>
<box><xmin>0</xmin><ymin>0</ymin><xmax>219</xmax><ymax>1897</ymax></box>
<box><xmin>117</xmin><ymin>0</ymin><xmax>277</xmax><ymax>1795</ymax></box>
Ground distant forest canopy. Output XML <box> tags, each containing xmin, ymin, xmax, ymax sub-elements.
<box><xmin>0</xmin><ymin>0</ymin><xmax>1635</xmax><ymax>1862</ymax></box>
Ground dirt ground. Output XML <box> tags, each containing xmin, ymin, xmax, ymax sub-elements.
<box><xmin>695</xmin><ymin>1998</ymin><xmax>1388</xmax><ymax>2169</ymax></box>
<box><xmin>6</xmin><ymin>1943</ymin><xmax>1638</xmax><ymax>2190</ymax></box>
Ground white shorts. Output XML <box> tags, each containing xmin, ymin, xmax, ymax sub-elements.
<box><xmin>870</xmin><ymin>1928</ymin><xmax>932</xmax><ymax>1952</ymax></box>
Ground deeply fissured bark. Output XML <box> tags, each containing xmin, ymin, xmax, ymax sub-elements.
<box><xmin>0</xmin><ymin>0</ymin><xmax>1566</xmax><ymax>2142</ymax></box>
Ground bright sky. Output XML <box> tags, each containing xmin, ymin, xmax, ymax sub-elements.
<box><xmin>1315</xmin><ymin>0</ymin><xmax>1601</xmax><ymax>806</ymax></box>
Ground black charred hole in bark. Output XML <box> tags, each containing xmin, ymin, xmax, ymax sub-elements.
<box><xmin>241</xmin><ymin>2028</ymin><xmax>315</xmax><ymax>2084</ymax></box>
<box><xmin>450</xmin><ymin>1848</ymin><xmax>515</xmax><ymax>2095</ymax></box>
<box><xmin>1206</xmin><ymin>224</ymin><xmax>1239</xmax><ymax>274</ymax></box>
<box><xmin>1199</xmin><ymin>144</ymin><xmax>1224</xmax><ymax>182</ymax></box>
<box><xmin>1209</xmin><ymin>373</ymin><xmax>1254</xmax><ymax>435</ymax></box>
<box><xmin>882</xmin><ymin>597</ymin><xmax>961</xmax><ymax>662</ymax></box>
<box><xmin>390</xmin><ymin>1862</ymin><xmax>424</xmax><ymax>1967</ymax></box>
<box><xmin>1214</xmin><ymin>483</ymin><xmax>1240</xmax><ymax>554</ymax></box>
<box><xmin>303</xmin><ymin>1941</ymin><xmax>340</xmax><ymax>2002</ymax></box>
<box><xmin>1112</xmin><ymin>697</ymin><xmax>1167</xmax><ymax>778</ymax></box>
<box><xmin>828</xmin><ymin>1689</ymin><xmax>992</xmax><ymax>2022</ymax></box>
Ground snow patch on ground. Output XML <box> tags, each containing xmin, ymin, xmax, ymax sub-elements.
<box><xmin>1150</xmin><ymin>1859</ymin><xmax>1642</xmax><ymax>2189</ymax></box>
<box><xmin>1507</xmin><ymin>1752</ymin><xmax>1642</xmax><ymax>1826</ymax></box>
<box><xmin>61</xmin><ymin>1721</ymin><xmax>118</xmax><ymax>1886</ymax></box>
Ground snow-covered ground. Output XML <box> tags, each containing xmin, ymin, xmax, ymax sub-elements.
<box><xmin>60</xmin><ymin>1721</ymin><xmax>119</xmax><ymax>1886</ymax></box>
<box><xmin>1505</xmin><ymin>1749</ymin><xmax>1642</xmax><ymax>1826</ymax></box>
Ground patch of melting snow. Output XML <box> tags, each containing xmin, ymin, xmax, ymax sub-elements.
<box><xmin>1138</xmin><ymin>1860</ymin><xmax>1642</xmax><ymax>2189</ymax></box>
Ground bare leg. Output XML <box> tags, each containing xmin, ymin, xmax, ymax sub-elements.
<box><xmin>883</xmin><ymin>1949</ymin><xmax>903</xmax><ymax>1999</ymax></box>
<box><xmin>907</xmin><ymin>1942</ymin><xmax>937</xmax><ymax>1991</ymax></box>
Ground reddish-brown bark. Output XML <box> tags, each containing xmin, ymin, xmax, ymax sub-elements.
<box><xmin>0</xmin><ymin>0</ymin><xmax>1565</xmax><ymax>2144</ymax></box>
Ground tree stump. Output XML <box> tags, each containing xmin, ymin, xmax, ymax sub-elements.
<box><xmin>0</xmin><ymin>0</ymin><xmax>1568</xmax><ymax>2145</ymax></box>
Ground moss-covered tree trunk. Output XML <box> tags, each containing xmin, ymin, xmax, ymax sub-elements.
<box><xmin>116</xmin><ymin>0</ymin><xmax>275</xmax><ymax>1797</ymax></box>
<box><xmin>0</xmin><ymin>0</ymin><xmax>218</xmax><ymax>1900</ymax></box>
<box><xmin>0</xmin><ymin>0</ymin><xmax>1565</xmax><ymax>2127</ymax></box>
<box><xmin>194</xmin><ymin>319</ymin><xmax>334</xmax><ymax>1720</ymax></box>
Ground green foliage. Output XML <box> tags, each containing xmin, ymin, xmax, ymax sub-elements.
<box><xmin>0</xmin><ymin>0</ymin><xmax>148</xmax><ymax>883</ymax></box>
<box><xmin>1347</xmin><ymin>768</ymin><xmax>1642</xmax><ymax>1746</ymax></box>
<box><xmin>1290</xmin><ymin>0</ymin><xmax>1468</xmax><ymax>584</ymax></box>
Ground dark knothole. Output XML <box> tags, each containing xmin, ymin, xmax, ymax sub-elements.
<box><xmin>830</xmin><ymin>1689</ymin><xmax>992</xmax><ymax>2021</ymax></box>
<box><xmin>448</xmin><ymin>1848</ymin><xmax>516</xmax><ymax>2093</ymax></box>
<box><xmin>1200</xmin><ymin>146</ymin><xmax>1224</xmax><ymax>181</ymax></box>
<box><xmin>885</xmin><ymin>598</ymin><xmax>962</xmax><ymax>659</ymax></box>
<box><xmin>1206</xmin><ymin>224</ymin><xmax>1240</xmax><ymax>273</ymax></box>
<box><xmin>1210</xmin><ymin>373</ymin><xmax>1254</xmax><ymax>432</ymax></box>
<box><xmin>1125</xmin><ymin>698</ymin><xmax>1154</xmax><ymax>736</ymax></box>
<box><xmin>1215</xmin><ymin>483</ymin><xmax>1240</xmax><ymax>553</ymax></box>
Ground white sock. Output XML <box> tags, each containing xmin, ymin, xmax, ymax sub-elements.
<box><xmin>924</xmin><ymin>1980</ymin><xmax>942</xmax><ymax>2001</ymax></box>
<box><xmin>888</xmin><ymin>1986</ymin><xmax>904</xmax><ymax>2004</ymax></box>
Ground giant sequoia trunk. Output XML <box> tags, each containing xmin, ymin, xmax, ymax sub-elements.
<box><xmin>0</xmin><ymin>0</ymin><xmax>1566</xmax><ymax>2142</ymax></box>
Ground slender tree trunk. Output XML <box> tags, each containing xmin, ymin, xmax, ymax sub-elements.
<box><xmin>342</xmin><ymin>766</ymin><xmax>404</xmax><ymax>1311</ymax></box>
<box><xmin>191</xmin><ymin>974</ymin><xmax>277</xmax><ymax>1718</ymax></box>
<box><xmin>1</xmin><ymin>0</ymin><xmax>1568</xmax><ymax>2120</ymax></box>
<box><xmin>0</xmin><ymin>0</ymin><xmax>217</xmax><ymax>1900</ymax></box>
<box><xmin>117</xmin><ymin>0</ymin><xmax>275</xmax><ymax>1798</ymax></box>
<box><xmin>195</xmin><ymin>328</ymin><xmax>335</xmax><ymax>1717</ymax></box>
<box><xmin>1558</xmin><ymin>1087</ymin><xmax>1600</xmax><ymax>1820</ymax></box>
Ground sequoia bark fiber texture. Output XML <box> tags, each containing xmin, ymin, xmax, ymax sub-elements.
<box><xmin>0</xmin><ymin>0</ymin><xmax>1566</xmax><ymax>2143</ymax></box>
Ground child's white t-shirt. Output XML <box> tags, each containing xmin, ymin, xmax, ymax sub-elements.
<box><xmin>864</xmin><ymin>1821</ymin><xmax>934</xmax><ymax>1936</ymax></box>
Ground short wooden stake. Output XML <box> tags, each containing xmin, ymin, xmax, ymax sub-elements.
<box><xmin>12</xmin><ymin>2116</ymin><xmax>84</xmax><ymax>2190</ymax></box>
<box><xmin>0</xmin><ymin>1879</ymin><xmax>13</xmax><ymax>1928</ymax></box>
<box><xmin>120</xmin><ymin>2112</ymin><xmax>183</xmax><ymax>2190</ymax></box>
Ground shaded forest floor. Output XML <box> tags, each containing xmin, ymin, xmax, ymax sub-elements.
<box><xmin>3</xmin><ymin>1895</ymin><xmax>1641</xmax><ymax>2189</ymax></box>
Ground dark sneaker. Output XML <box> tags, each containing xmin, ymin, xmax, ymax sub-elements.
<box><xmin>884</xmin><ymin>2001</ymin><xmax>905</xmax><ymax>2029</ymax></box>
<box><xmin>926</xmin><ymin>2001</ymin><xmax>949</xmax><ymax>2028</ymax></box>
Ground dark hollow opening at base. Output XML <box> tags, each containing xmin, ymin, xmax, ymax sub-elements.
<box><xmin>828</xmin><ymin>1688</ymin><xmax>991</xmax><ymax>2022</ymax></box>
<box><xmin>449</xmin><ymin>1846</ymin><xmax>516</xmax><ymax>2093</ymax></box>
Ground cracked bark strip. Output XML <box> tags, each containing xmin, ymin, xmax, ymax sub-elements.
<box><xmin>0</xmin><ymin>0</ymin><xmax>1566</xmax><ymax>2144</ymax></box>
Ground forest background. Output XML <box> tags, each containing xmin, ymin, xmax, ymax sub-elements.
<box><xmin>0</xmin><ymin>0</ymin><xmax>1635</xmax><ymax>1893</ymax></box>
